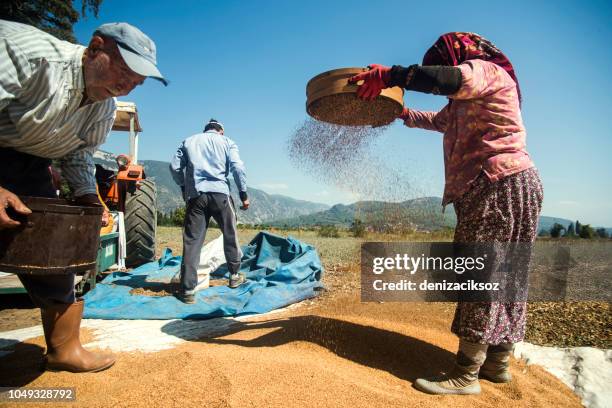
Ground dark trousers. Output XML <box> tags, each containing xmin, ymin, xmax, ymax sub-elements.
<box><xmin>0</xmin><ymin>148</ymin><xmax>75</xmax><ymax>307</ymax></box>
<box><xmin>180</xmin><ymin>192</ymin><xmax>241</xmax><ymax>292</ymax></box>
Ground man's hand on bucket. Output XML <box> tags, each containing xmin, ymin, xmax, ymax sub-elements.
<box><xmin>0</xmin><ymin>187</ymin><xmax>32</xmax><ymax>229</ymax></box>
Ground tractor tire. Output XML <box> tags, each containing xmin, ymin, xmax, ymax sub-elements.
<box><xmin>125</xmin><ymin>179</ymin><xmax>157</xmax><ymax>267</ymax></box>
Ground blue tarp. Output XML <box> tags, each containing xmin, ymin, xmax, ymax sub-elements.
<box><xmin>83</xmin><ymin>232</ymin><xmax>324</xmax><ymax>320</ymax></box>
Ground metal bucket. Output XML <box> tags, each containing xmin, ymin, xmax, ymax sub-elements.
<box><xmin>306</xmin><ymin>67</ymin><xmax>404</xmax><ymax>127</ymax></box>
<box><xmin>0</xmin><ymin>197</ymin><xmax>103</xmax><ymax>275</ymax></box>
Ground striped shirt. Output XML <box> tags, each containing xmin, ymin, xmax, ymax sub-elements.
<box><xmin>0</xmin><ymin>20</ymin><xmax>116</xmax><ymax>196</ymax></box>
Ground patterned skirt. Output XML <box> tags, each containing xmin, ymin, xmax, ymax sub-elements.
<box><xmin>451</xmin><ymin>167</ymin><xmax>544</xmax><ymax>345</ymax></box>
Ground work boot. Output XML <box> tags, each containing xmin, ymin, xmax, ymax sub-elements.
<box><xmin>228</xmin><ymin>273</ymin><xmax>245</xmax><ymax>289</ymax></box>
<box><xmin>178</xmin><ymin>290</ymin><xmax>196</xmax><ymax>304</ymax></box>
<box><xmin>414</xmin><ymin>339</ymin><xmax>487</xmax><ymax>395</ymax></box>
<box><xmin>41</xmin><ymin>299</ymin><xmax>115</xmax><ymax>373</ymax></box>
<box><xmin>480</xmin><ymin>344</ymin><xmax>513</xmax><ymax>383</ymax></box>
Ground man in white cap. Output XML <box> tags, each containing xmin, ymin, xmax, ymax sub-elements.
<box><xmin>0</xmin><ymin>19</ymin><xmax>167</xmax><ymax>373</ymax></box>
<box><xmin>170</xmin><ymin>119</ymin><xmax>249</xmax><ymax>304</ymax></box>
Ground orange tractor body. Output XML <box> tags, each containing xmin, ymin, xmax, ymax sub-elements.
<box><xmin>96</xmin><ymin>102</ymin><xmax>157</xmax><ymax>267</ymax></box>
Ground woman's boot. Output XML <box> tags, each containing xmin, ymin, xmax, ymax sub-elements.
<box><xmin>41</xmin><ymin>299</ymin><xmax>115</xmax><ymax>372</ymax></box>
<box><xmin>414</xmin><ymin>339</ymin><xmax>487</xmax><ymax>395</ymax></box>
<box><xmin>479</xmin><ymin>343</ymin><xmax>513</xmax><ymax>383</ymax></box>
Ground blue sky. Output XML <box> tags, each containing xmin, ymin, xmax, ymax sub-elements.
<box><xmin>74</xmin><ymin>0</ymin><xmax>612</xmax><ymax>226</ymax></box>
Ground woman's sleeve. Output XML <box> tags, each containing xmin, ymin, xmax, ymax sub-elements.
<box><xmin>402</xmin><ymin>106</ymin><xmax>449</xmax><ymax>133</ymax></box>
<box><xmin>450</xmin><ymin>59</ymin><xmax>514</xmax><ymax>100</ymax></box>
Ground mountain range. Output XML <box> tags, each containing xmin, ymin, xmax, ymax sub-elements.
<box><xmin>271</xmin><ymin>201</ymin><xmax>611</xmax><ymax>234</ymax></box>
<box><xmin>537</xmin><ymin>216</ymin><xmax>612</xmax><ymax>235</ymax></box>
<box><xmin>270</xmin><ymin>197</ymin><xmax>457</xmax><ymax>231</ymax></box>
<box><xmin>94</xmin><ymin>151</ymin><xmax>611</xmax><ymax>232</ymax></box>
<box><xmin>93</xmin><ymin>151</ymin><xmax>329</xmax><ymax>224</ymax></box>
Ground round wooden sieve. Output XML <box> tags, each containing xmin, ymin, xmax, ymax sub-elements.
<box><xmin>306</xmin><ymin>67</ymin><xmax>404</xmax><ymax>127</ymax></box>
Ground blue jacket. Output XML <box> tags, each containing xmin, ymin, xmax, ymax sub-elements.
<box><xmin>170</xmin><ymin>130</ymin><xmax>247</xmax><ymax>201</ymax></box>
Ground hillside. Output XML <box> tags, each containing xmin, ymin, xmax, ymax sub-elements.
<box><xmin>538</xmin><ymin>216</ymin><xmax>612</xmax><ymax>236</ymax></box>
<box><xmin>270</xmin><ymin>197</ymin><xmax>457</xmax><ymax>231</ymax></box>
<box><xmin>93</xmin><ymin>151</ymin><xmax>329</xmax><ymax>224</ymax></box>
<box><xmin>538</xmin><ymin>216</ymin><xmax>573</xmax><ymax>233</ymax></box>
<box><xmin>271</xmin><ymin>200</ymin><xmax>612</xmax><ymax>234</ymax></box>
<box><xmin>93</xmin><ymin>152</ymin><xmax>611</xmax><ymax>233</ymax></box>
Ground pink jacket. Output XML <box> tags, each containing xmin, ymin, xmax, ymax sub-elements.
<box><xmin>403</xmin><ymin>59</ymin><xmax>534</xmax><ymax>206</ymax></box>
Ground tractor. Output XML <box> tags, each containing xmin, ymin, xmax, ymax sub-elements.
<box><xmin>95</xmin><ymin>101</ymin><xmax>157</xmax><ymax>267</ymax></box>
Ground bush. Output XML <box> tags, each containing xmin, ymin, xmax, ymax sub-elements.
<box><xmin>550</xmin><ymin>223</ymin><xmax>565</xmax><ymax>238</ymax></box>
<box><xmin>318</xmin><ymin>225</ymin><xmax>340</xmax><ymax>238</ymax></box>
<box><xmin>537</xmin><ymin>228</ymin><xmax>550</xmax><ymax>237</ymax></box>
<box><xmin>171</xmin><ymin>207</ymin><xmax>186</xmax><ymax>226</ymax></box>
<box><xmin>157</xmin><ymin>211</ymin><xmax>173</xmax><ymax>226</ymax></box>
<box><xmin>350</xmin><ymin>219</ymin><xmax>366</xmax><ymax>238</ymax></box>
<box><xmin>579</xmin><ymin>224</ymin><xmax>595</xmax><ymax>239</ymax></box>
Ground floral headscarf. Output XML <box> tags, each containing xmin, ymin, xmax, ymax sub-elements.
<box><xmin>423</xmin><ymin>32</ymin><xmax>522</xmax><ymax>103</ymax></box>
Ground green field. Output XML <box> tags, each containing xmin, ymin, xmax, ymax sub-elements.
<box><xmin>157</xmin><ymin>226</ymin><xmax>454</xmax><ymax>264</ymax></box>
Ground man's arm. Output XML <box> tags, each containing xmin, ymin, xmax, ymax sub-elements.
<box><xmin>60</xmin><ymin>110</ymin><xmax>115</xmax><ymax>197</ymax></box>
<box><xmin>0</xmin><ymin>37</ymin><xmax>32</xmax><ymax>113</ymax></box>
<box><xmin>60</xmin><ymin>146</ymin><xmax>98</xmax><ymax>197</ymax></box>
<box><xmin>0</xmin><ymin>38</ymin><xmax>34</xmax><ymax>228</ymax></box>
<box><xmin>169</xmin><ymin>143</ymin><xmax>186</xmax><ymax>188</ymax></box>
<box><xmin>227</xmin><ymin>140</ymin><xmax>248</xmax><ymax>209</ymax></box>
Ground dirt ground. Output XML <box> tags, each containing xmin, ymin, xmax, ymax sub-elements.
<box><xmin>0</xmin><ymin>228</ymin><xmax>588</xmax><ymax>407</ymax></box>
<box><xmin>0</xmin><ymin>294</ymin><xmax>41</xmax><ymax>331</ymax></box>
<box><xmin>0</xmin><ymin>294</ymin><xmax>582</xmax><ymax>408</ymax></box>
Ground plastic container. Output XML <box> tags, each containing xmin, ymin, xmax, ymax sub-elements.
<box><xmin>97</xmin><ymin>232</ymin><xmax>119</xmax><ymax>272</ymax></box>
<box><xmin>0</xmin><ymin>197</ymin><xmax>103</xmax><ymax>275</ymax></box>
<box><xmin>306</xmin><ymin>67</ymin><xmax>404</xmax><ymax>127</ymax></box>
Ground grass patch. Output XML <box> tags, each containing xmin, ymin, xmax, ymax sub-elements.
<box><xmin>526</xmin><ymin>302</ymin><xmax>611</xmax><ymax>348</ymax></box>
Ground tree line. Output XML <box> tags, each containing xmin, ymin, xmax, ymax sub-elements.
<box><xmin>157</xmin><ymin>208</ymin><xmax>317</xmax><ymax>231</ymax></box>
<box><xmin>159</xmin><ymin>210</ymin><xmax>609</xmax><ymax>241</ymax></box>
<box><xmin>156</xmin><ymin>210</ymin><xmax>369</xmax><ymax>237</ymax></box>
<box><xmin>1</xmin><ymin>0</ymin><xmax>103</xmax><ymax>43</ymax></box>
<box><xmin>539</xmin><ymin>220</ymin><xmax>610</xmax><ymax>239</ymax></box>
<box><xmin>157</xmin><ymin>208</ymin><xmax>185</xmax><ymax>227</ymax></box>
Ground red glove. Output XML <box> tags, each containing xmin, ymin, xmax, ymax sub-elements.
<box><xmin>348</xmin><ymin>64</ymin><xmax>392</xmax><ymax>100</ymax></box>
